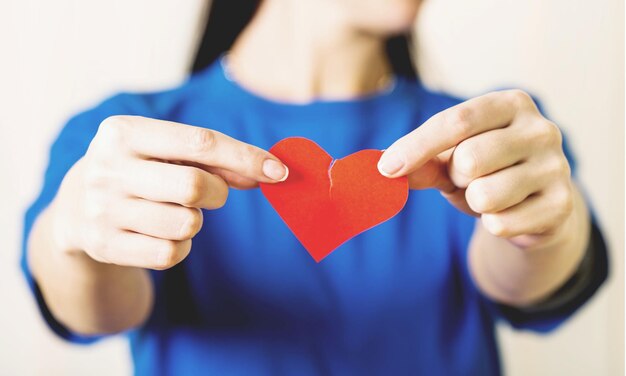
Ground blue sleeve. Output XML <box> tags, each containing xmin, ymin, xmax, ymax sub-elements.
<box><xmin>484</xmin><ymin>96</ymin><xmax>609</xmax><ymax>333</ymax></box>
<box><xmin>21</xmin><ymin>94</ymin><xmax>156</xmax><ymax>344</ymax></box>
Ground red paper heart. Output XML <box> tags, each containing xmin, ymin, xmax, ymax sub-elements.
<box><xmin>260</xmin><ymin>137</ymin><xmax>409</xmax><ymax>262</ymax></box>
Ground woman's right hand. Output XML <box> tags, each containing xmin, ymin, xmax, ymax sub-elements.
<box><xmin>51</xmin><ymin>115</ymin><xmax>288</xmax><ymax>270</ymax></box>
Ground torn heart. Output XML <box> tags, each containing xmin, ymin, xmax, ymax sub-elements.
<box><xmin>260</xmin><ymin>137</ymin><xmax>409</xmax><ymax>262</ymax></box>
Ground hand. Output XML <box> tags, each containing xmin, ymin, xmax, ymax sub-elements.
<box><xmin>378</xmin><ymin>90</ymin><xmax>574</xmax><ymax>248</ymax></box>
<box><xmin>52</xmin><ymin>116</ymin><xmax>288</xmax><ymax>270</ymax></box>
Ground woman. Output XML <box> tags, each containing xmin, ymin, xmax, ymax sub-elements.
<box><xmin>23</xmin><ymin>0</ymin><xmax>607</xmax><ymax>375</ymax></box>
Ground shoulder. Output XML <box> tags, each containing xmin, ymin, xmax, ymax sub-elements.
<box><xmin>69</xmin><ymin>59</ymin><xmax>222</xmax><ymax>125</ymax></box>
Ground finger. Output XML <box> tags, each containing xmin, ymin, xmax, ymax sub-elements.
<box><xmin>170</xmin><ymin>161</ymin><xmax>258</xmax><ymax>190</ymax></box>
<box><xmin>379</xmin><ymin>90</ymin><xmax>535</xmax><ymax>177</ymax></box>
<box><xmin>96</xmin><ymin>231</ymin><xmax>192</xmax><ymax>270</ymax></box>
<box><xmin>111</xmin><ymin>198</ymin><xmax>203</xmax><ymax>241</ymax></box>
<box><xmin>448</xmin><ymin>127</ymin><xmax>531</xmax><ymax>188</ymax></box>
<box><xmin>480</xmin><ymin>185</ymin><xmax>573</xmax><ymax>239</ymax></box>
<box><xmin>99</xmin><ymin>116</ymin><xmax>288</xmax><ymax>183</ymax></box>
<box><xmin>465</xmin><ymin>161</ymin><xmax>548</xmax><ymax>214</ymax></box>
<box><xmin>205</xmin><ymin>166</ymin><xmax>259</xmax><ymax>189</ymax></box>
<box><xmin>122</xmin><ymin>160</ymin><xmax>229</xmax><ymax>209</ymax></box>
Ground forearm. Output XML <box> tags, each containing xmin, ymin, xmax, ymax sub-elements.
<box><xmin>468</xmin><ymin>184</ymin><xmax>590</xmax><ymax>307</ymax></box>
<box><xmin>28</xmin><ymin>202</ymin><xmax>154</xmax><ymax>336</ymax></box>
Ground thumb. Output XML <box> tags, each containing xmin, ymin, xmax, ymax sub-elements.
<box><xmin>406</xmin><ymin>155</ymin><xmax>480</xmax><ymax>217</ymax></box>
<box><xmin>406</xmin><ymin>156</ymin><xmax>455</xmax><ymax>192</ymax></box>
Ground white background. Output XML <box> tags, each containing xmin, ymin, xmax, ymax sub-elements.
<box><xmin>0</xmin><ymin>0</ymin><xmax>623</xmax><ymax>374</ymax></box>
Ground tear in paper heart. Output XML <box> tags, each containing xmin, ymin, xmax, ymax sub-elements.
<box><xmin>260</xmin><ymin>137</ymin><xmax>409</xmax><ymax>262</ymax></box>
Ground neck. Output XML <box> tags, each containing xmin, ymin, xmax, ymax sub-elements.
<box><xmin>228</xmin><ymin>0</ymin><xmax>392</xmax><ymax>103</ymax></box>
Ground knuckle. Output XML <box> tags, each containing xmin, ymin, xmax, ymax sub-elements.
<box><xmin>98</xmin><ymin>116</ymin><xmax>131</xmax><ymax>143</ymax></box>
<box><xmin>542</xmin><ymin>154</ymin><xmax>571</xmax><ymax>181</ymax></box>
<box><xmin>482</xmin><ymin>214</ymin><xmax>510</xmax><ymax>237</ymax></box>
<box><xmin>153</xmin><ymin>240</ymin><xmax>180</xmax><ymax>270</ymax></box>
<box><xmin>535</xmin><ymin>121</ymin><xmax>562</xmax><ymax>147</ymax></box>
<box><xmin>508</xmin><ymin>89</ymin><xmax>533</xmax><ymax>109</ymax></box>
<box><xmin>239</xmin><ymin>144</ymin><xmax>265</xmax><ymax>174</ymax></box>
<box><xmin>466</xmin><ymin>181</ymin><xmax>495</xmax><ymax>213</ymax></box>
<box><xmin>179</xmin><ymin>169</ymin><xmax>206</xmax><ymax>206</ymax></box>
<box><xmin>210</xmin><ymin>185</ymin><xmax>229</xmax><ymax>209</ymax></box>
<box><xmin>178</xmin><ymin>209</ymin><xmax>203</xmax><ymax>239</ymax></box>
<box><xmin>446</xmin><ymin>107</ymin><xmax>474</xmax><ymax>138</ymax></box>
<box><xmin>561</xmin><ymin>158</ymin><xmax>572</xmax><ymax>178</ymax></box>
<box><xmin>187</xmin><ymin>128</ymin><xmax>216</xmax><ymax>155</ymax></box>
<box><xmin>245</xmin><ymin>144</ymin><xmax>263</xmax><ymax>162</ymax></box>
<box><xmin>201</xmin><ymin>175</ymin><xmax>228</xmax><ymax>210</ymax></box>
<box><xmin>453</xmin><ymin>143</ymin><xmax>480</xmax><ymax>179</ymax></box>
<box><xmin>553</xmin><ymin>185</ymin><xmax>574</xmax><ymax>216</ymax></box>
<box><xmin>549</xmin><ymin>156</ymin><xmax>571</xmax><ymax>178</ymax></box>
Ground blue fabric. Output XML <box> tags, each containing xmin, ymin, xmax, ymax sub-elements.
<box><xmin>21</xmin><ymin>59</ymin><xmax>607</xmax><ymax>376</ymax></box>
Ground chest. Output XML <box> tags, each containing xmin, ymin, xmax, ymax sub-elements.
<box><xmin>183</xmin><ymin>189</ymin><xmax>468</xmax><ymax>322</ymax></box>
<box><xmin>169</xmin><ymin>99</ymin><xmax>473</xmax><ymax>325</ymax></box>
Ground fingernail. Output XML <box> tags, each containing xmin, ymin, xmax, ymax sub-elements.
<box><xmin>263</xmin><ymin>159</ymin><xmax>289</xmax><ymax>181</ymax></box>
<box><xmin>378</xmin><ymin>153</ymin><xmax>405</xmax><ymax>177</ymax></box>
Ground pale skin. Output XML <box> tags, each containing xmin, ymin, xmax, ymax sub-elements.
<box><xmin>29</xmin><ymin>0</ymin><xmax>589</xmax><ymax>335</ymax></box>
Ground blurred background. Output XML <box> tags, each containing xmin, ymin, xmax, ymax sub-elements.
<box><xmin>0</xmin><ymin>0</ymin><xmax>623</xmax><ymax>374</ymax></box>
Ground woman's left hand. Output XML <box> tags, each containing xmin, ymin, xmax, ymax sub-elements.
<box><xmin>378</xmin><ymin>89</ymin><xmax>574</xmax><ymax>249</ymax></box>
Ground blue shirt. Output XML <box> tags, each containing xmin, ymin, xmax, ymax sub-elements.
<box><xmin>22</xmin><ymin>58</ymin><xmax>607</xmax><ymax>375</ymax></box>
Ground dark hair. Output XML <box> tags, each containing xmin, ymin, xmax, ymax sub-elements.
<box><xmin>191</xmin><ymin>0</ymin><xmax>418</xmax><ymax>80</ymax></box>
